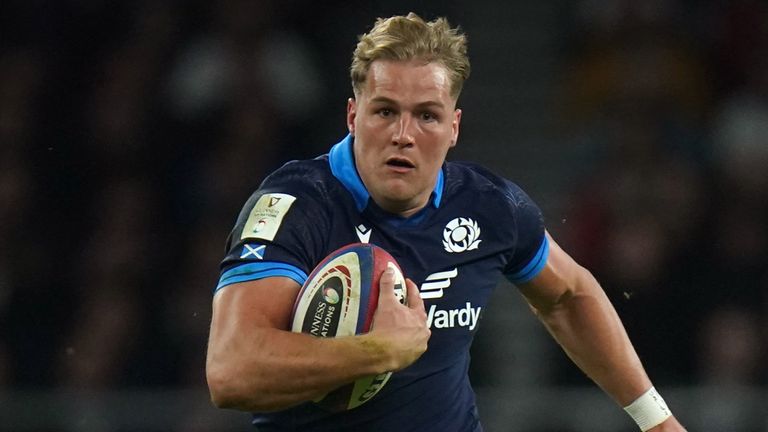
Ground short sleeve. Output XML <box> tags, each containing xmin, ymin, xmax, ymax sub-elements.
<box><xmin>499</xmin><ymin>180</ymin><xmax>548</xmax><ymax>284</ymax></box>
<box><xmin>215</xmin><ymin>162</ymin><xmax>330</xmax><ymax>294</ymax></box>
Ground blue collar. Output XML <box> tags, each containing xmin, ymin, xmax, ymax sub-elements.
<box><xmin>328</xmin><ymin>134</ymin><xmax>444</xmax><ymax>212</ymax></box>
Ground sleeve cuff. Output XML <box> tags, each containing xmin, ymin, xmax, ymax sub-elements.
<box><xmin>215</xmin><ymin>261</ymin><xmax>308</xmax><ymax>294</ymax></box>
<box><xmin>505</xmin><ymin>235</ymin><xmax>549</xmax><ymax>284</ymax></box>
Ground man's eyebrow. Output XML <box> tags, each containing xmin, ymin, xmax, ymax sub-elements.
<box><xmin>369</xmin><ymin>96</ymin><xmax>397</xmax><ymax>105</ymax></box>
<box><xmin>369</xmin><ymin>96</ymin><xmax>446</xmax><ymax>109</ymax></box>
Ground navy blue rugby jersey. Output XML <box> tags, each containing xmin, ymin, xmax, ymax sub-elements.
<box><xmin>216</xmin><ymin>134</ymin><xmax>549</xmax><ymax>432</ymax></box>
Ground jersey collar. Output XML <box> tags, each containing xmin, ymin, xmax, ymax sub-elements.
<box><xmin>329</xmin><ymin>134</ymin><xmax>444</xmax><ymax>212</ymax></box>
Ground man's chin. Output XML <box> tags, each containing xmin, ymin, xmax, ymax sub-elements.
<box><xmin>375</xmin><ymin>188</ymin><xmax>429</xmax><ymax>216</ymax></box>
<box><xmin>379</xmin><ymin>182</ymin><xmax>414</xmax><ymax>202</ymax></box>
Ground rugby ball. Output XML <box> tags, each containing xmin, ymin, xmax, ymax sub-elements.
<box><xmin>291</xmin><ymin>243</ymin><xmax>406</xmax><ymax>411</ymax></box>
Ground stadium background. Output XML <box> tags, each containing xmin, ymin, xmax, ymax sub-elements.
<box><xmin>1</xmin><ymin>0</ymin><xmax>767</xmax><ymax>430</ymax></box>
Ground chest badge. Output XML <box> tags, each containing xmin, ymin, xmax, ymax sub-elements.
<box><xmin>442</xmin><ymin>217</ymin><xmax>481</xmax><ymax>253</ymax></box>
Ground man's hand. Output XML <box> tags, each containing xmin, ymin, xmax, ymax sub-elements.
<box><xmin>368</xmin><ymin>268</ymin><xmax>431</xmax><ymax>371</ymax></box>
<box><xmin>647</xmin><ymin>416</ymin><xmax>687</xmax><ymax>431</ymax></box>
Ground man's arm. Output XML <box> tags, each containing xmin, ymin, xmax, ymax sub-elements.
<box><xmin>518</xmin><ymin>232</ymin><xmax>685</xmax><ymax>431</ymax></box>
<box><xmin>205</xmin><ymin>269</ymin><xmax>429</xmax><ymax>412</ymax></box>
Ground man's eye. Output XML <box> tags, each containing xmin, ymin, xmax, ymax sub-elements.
<box><xmin>421</xmin><ymin>112</ymin><xmax>437</xmax><ymax>121</ymax></box>
<box><xmin>378</xmin><ymin>108</ymin><xmax>393</xmax><ymax>117</ymax></box>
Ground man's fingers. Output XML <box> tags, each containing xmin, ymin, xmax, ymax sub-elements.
<box><xmin>380</xmin><ymin>270</ymin><xmax>424</xmax><ymax>313</ymax></box>
<box><xmin>405</xmin><ymin>278</ymin><xmax>425</xmax><ymax>311</ymax></box>
<box><xmin>378</xmin><ymin>268</ymin><xmax>395</xmax><ymax>302</ymax></box>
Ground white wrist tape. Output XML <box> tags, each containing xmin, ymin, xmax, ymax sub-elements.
<box><xmin>623</xmin><ymin>387</ymin><xmax>672</xmax><ymax>431</ymax></box>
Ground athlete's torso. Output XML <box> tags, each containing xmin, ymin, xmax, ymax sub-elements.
<box><xmin>216</xmin><ymin>135</ymin><xmax>547</xmax><ymax>431</ymax></box>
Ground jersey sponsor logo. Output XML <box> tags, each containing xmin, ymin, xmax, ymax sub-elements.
<box><xmin>442</xmin><ymin>217</ymin><xmax>482</xmax><ymax>253</ymax></box>
<box><xmin>426</xmin><ymin>302</ymin><xmax>482</xmax><ymax>331</ymax></box>
<box><xmin>241</xmin><ymin>193</ymin><xmax>296</xmax><ymax>241</ymax></box>
<box><xmin>420</xmin><ymin>268</ymin><xmax>458</xmax><ymax>299</ymax></box>
<box><xmin>355</xmin><ymin>224</ymin><xmax>372</xmax><ymax>243</ymax></box>
<box><xmin>420</xmin><ymin>269</ymin><xmax>481</xmax><ymax>330</ymax></box>
<box><xmin>240</xmin><ymin>243</ymin><xmax>265</xmax><ymax>259</ymax></box>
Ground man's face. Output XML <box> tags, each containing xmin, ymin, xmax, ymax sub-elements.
<box><xmin>347</xmin><ymin>59</ymin><xmax>461</xmax><ymax>217</ymax></box>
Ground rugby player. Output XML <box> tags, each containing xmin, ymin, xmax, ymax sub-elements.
<box><xmin>206</xmin><ymin>12</ymin><xmax>686</xmax><ymax>432</ymax></box>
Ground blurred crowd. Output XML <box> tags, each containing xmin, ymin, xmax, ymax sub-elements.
<box><xmin>0</xmin><ymin>0</ymin><xmax>766</xmax><ymax>428</ymax></box>
<box><xmin>555</xmin><ymin>0</ymin><xmax>768</xmax><ymax>389</ymax></box>
<box><xmin>0</xmin><ymin>0</ymin><xmax>350</xmax><ymax>391</ymax></box>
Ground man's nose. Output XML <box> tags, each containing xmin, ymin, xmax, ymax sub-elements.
<box><xmin>392</xmin><ymin>114</ymin><xmax>415</xmax><ymax>146</ymax></box>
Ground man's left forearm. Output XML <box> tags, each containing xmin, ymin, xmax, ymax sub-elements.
<box><xmin>519</xmin><ymin>233</ymin><xmax>685</xmax><ymax>431</ymax></box>
<box><xmin>533</xmin><ymin>268</ymin><xmax>652</xmax><ymax>406</ymax></box>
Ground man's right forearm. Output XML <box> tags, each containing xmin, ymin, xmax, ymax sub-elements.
<box><xmin>206</xmin><ymin>326</ymin><xmax>393</xmax><ymax>412</ymax></box>
<box><xmin>206</xmin><ymin>274</ymin><xmax>429</xmax><ymax>412</ymax></box>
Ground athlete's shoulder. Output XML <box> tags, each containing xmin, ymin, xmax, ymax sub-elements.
<box><xmin>260</xmin><ymin>155</ymin><xmax>334</xmax><ymax>194</ymax></box>
<box><xmin>220</xmin><ymin>155</ymin><xmax>337</xmax><ymax>279</ymax></box>
<box><xmin>444</xmin><ymin>160</ymin><xmax>534</xmax><ymax>207</ymax></box>
<box><xmin>444</xmin><ymin>162</ymin><xmax>547</xmax><ymax>281</ymax></box>
<box><xmin>232</xmin><ymin>155</ymin><xmax>337</xmax><ymax>243</ymax></box>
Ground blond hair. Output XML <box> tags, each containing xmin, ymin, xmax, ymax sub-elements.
<box><xmin>350</xmin><ymin>13</ymin><xmax>470</xmax><ymax>99</ymax></box>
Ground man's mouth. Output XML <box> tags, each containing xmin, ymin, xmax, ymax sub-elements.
<box><xmin>385</xmin><ymin>157</ymin><xmax>415</xmax><ymax>169</ymax></box>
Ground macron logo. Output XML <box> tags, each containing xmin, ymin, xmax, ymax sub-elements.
<box><xmin>355</xmin><ymin>224</ymin><xmax>371</xmax><ymax>243</ymax></box>
<box><xmin>420</xmin><ymin>268</ymin><xmax>458</xmax><ymax>299</ymax></box>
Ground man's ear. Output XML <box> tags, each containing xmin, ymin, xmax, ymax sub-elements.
<box><xmin>451</xmin><ymin>108</ymin><xmax>462</xmax><ymax>148</ymax></box>
<box><xmin>347</xmin><ymin>98</ymin><xmax>357</xmax><ymax>136</ymax></box>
